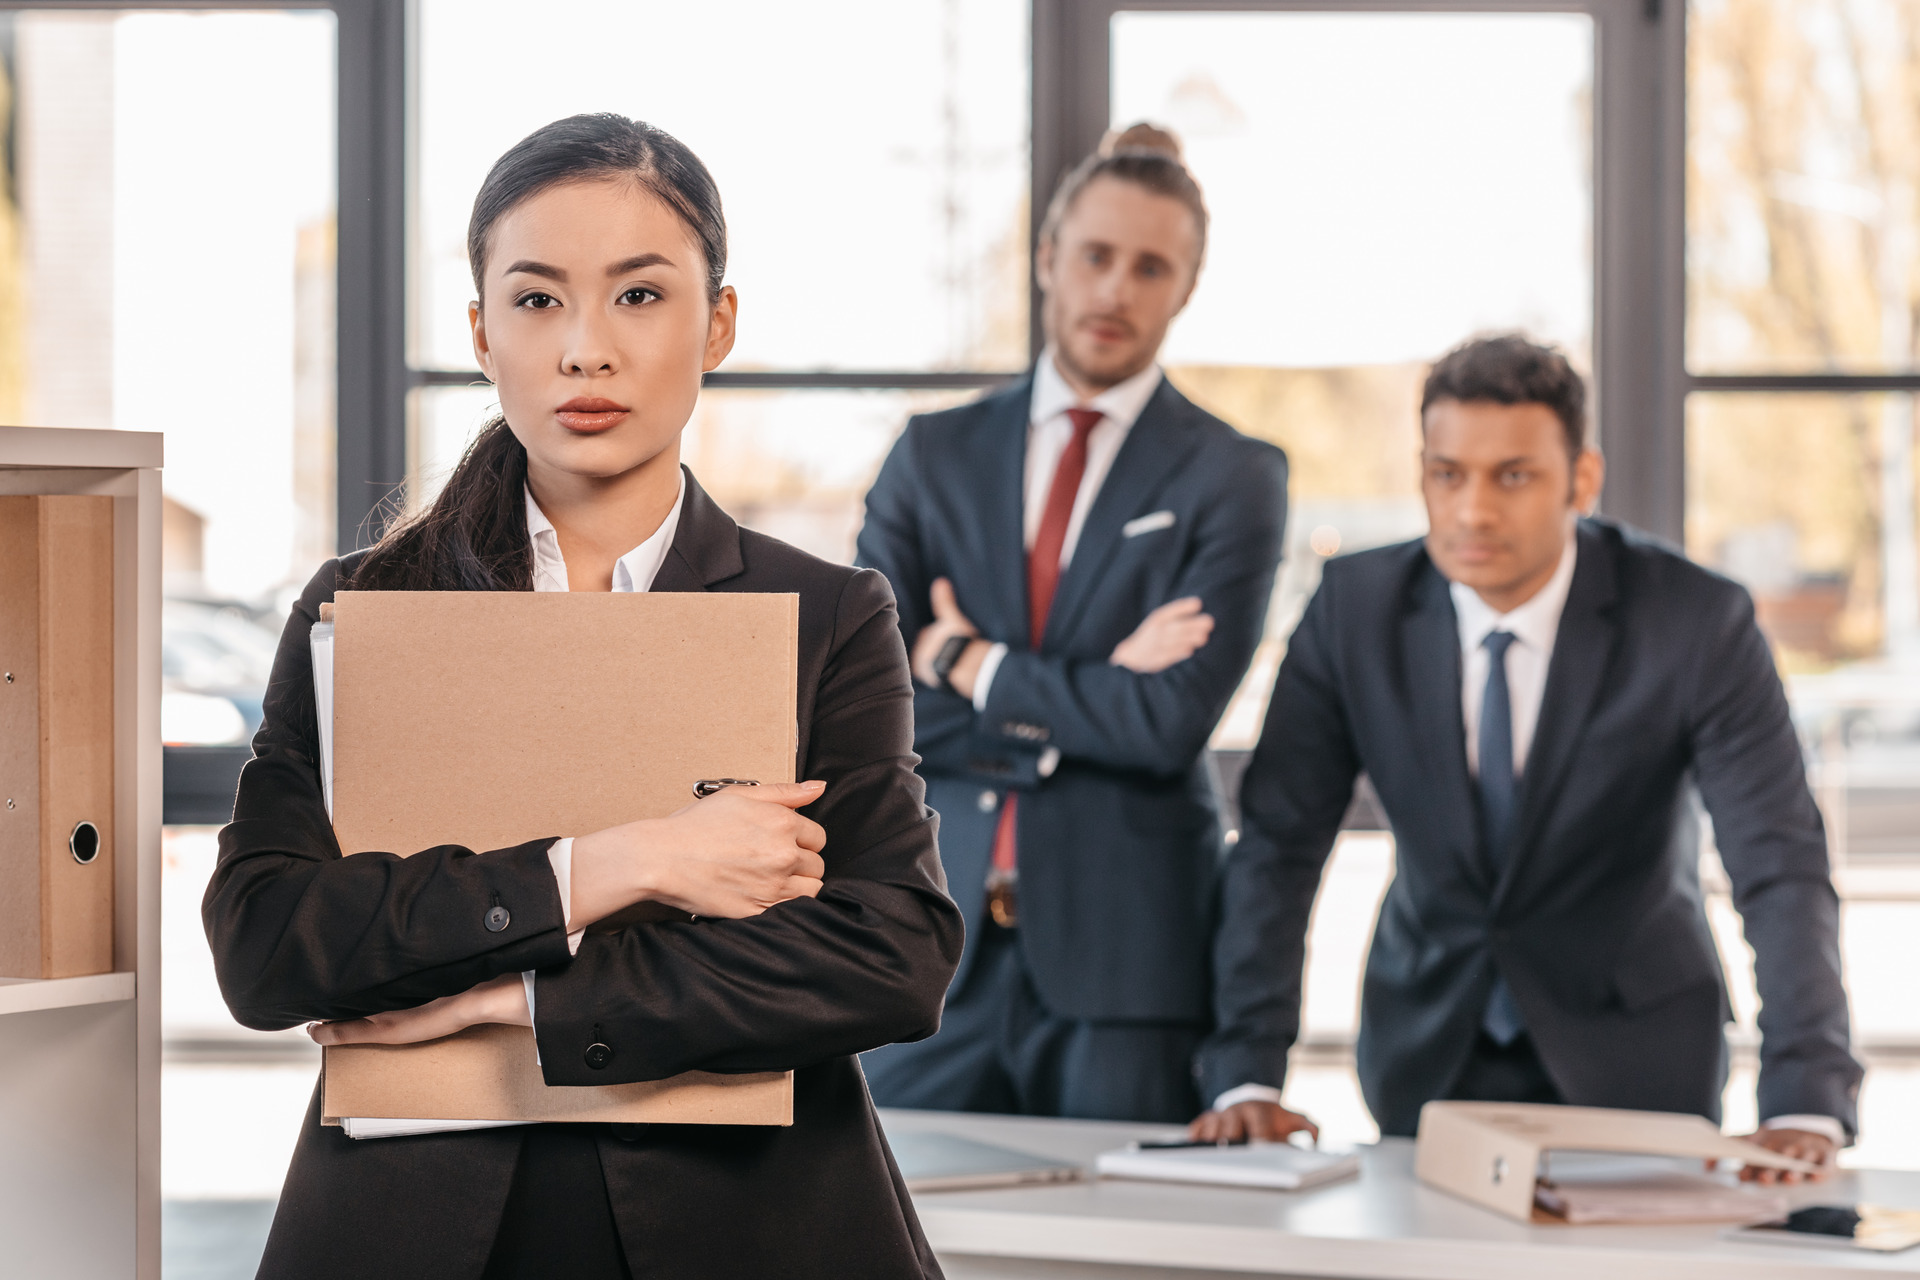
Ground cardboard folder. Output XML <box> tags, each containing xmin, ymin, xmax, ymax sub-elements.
<box><xmin>1414</xmin><ymin>1100</ymin><xmax>1818</xmax><ymax>1222</ymax></box>
<box><xmin>0</xmin><ymin>495</ymin><xmax>115</xmax><ymax>980</ymax></box>
<box><xmin>321</xmin><ymin>589</ymin><xmax>799</xmax><ymax>1126</ymax></box>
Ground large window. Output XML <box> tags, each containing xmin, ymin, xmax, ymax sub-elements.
<box><xmin>1108</xmin><ymin>9</ymin><xmax>1596</xmax><ymax>743</ymax></box>
<box><xmin>1686</xmin><ymin>0</ymin><xmax>1920</xmax><ymax>1169</ymax></box>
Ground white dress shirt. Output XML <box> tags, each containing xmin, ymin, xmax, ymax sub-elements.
<box><xmin>1452</xmin><ymin>533</ymin><xmax>1578</xmax><ymax>780</ymax></box>
<box><xmin>1214</xmin><ymin>529</ymin><xmax>1844</xmax><ymax>1144</ymax></box>
<box><xmin>970</xmin><ymin>349</ymin><xmax>1164</xmax><ymax>710</ymax></box>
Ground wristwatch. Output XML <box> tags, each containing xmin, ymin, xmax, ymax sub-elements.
<box><xmin>931</xmin><ymin>634</ymin><xmax>975</xmax><ymax>693</ymax></box>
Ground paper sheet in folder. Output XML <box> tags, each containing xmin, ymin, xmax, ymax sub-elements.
<box><xmin>318</xmin><ymin>590</ymin><xmax>799</xmax><ymax>1127</ymax></box>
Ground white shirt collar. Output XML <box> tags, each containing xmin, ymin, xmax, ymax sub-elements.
<box><xmin>1029</xmin><ymin>346</ymin><xmax>1163</xmax><ymax>432</ymax></box>
<box><xmin>525</xmin><ymin>468</ymin><xmax>687</xmax><ymax>594</ymax></box>
<box><xmin>1450</xmin><ymin>528</ymin><xmax>1579</xmax><ymax>657</ymax></box>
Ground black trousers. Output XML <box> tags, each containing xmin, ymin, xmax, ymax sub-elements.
<box><xmin>862</xmin><ymin>921</ymin><xmax>1203</xmax><ymax>1123</ymax></box>
<box><xmin>480</xmin><ymin>1126</ymin><xmax>632</xmax><ymax>1280</ymax></box>
<box><xmin>1444</xmin><ymin>1031</ymin><xmax>1563</xmax><ymax>1107</ymax></box>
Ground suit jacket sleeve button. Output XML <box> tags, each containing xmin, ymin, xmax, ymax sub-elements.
<box><xmin>485</xmin><ymin>905</ymin><xmax>511</xmax><ymax>932</ymax></box>
<box><xmin>585</xmin><ymin>1042</ymin><xmax>614</xmax><ymax>1070</ymax></box>
<box><xmin>977</xmin><ymin>790</ymin><xmax>998</xmax><ymax>813</ymax></box>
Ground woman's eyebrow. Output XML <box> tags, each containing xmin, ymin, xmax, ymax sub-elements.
<box><xmin>606</xmin><ymin>252</ymin><xmax>675</xmax><ymax>276</ymax></box>
<box><xmin>502</xmin><ymin>259</ymin><xmax>564</xmax><ymax>281</ymax></box>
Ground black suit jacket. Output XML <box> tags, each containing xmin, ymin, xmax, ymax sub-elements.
<box><xmin>203</xmin><ymin>470</ymin><xmax>964</xmax><ymax>1279</ymax></box>
<box><xmin>1201</xmin><ymin>519</ymin><xmax>1862</xmax><ymax>1137</ymax></box>
<box><xmin>857</xmin><ymin>373</ymin><xmax>1287</xmax><ymax>1022</ymax></box>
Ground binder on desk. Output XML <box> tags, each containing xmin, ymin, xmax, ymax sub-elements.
<box><xmin>1415</xmin><ymin>1101</ymin><xmax>1818</xmax><ymax>1223</ymax></box>
<box><xmin>318</xmin><ymin>589</ymin><xmax>799</xmax><ymax>1127</ymax></box>
<box><xmin>0</xmin><ymin>495</ymin><xmax>115</xmax><ymax>980</ymax></box>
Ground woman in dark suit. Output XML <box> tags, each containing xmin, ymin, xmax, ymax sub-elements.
<box><xmin>203</xmin><ymin>113</ymin><xmax>963</xmax><ymax>1280</ymax></box>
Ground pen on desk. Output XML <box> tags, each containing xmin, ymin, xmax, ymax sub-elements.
<box><xmin>1131</xmin><ymin>1138</ymin><xmax>1249</xmax><ymax>1150</ymax></box>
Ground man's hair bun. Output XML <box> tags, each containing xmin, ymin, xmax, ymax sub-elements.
<box><xmin>1099</xmin><ymin>122</ymin><xmax>1184</xmax><ymax>163</ymax></box>
<box><xmin>1040</xmin><ymin>120</ymin><xmax>1208</xmax><ymax>270</ymax></box>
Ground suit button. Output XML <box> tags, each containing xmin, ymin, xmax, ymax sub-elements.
<box><xmin>977</xmin><ymin>790</ymin><xmax>998</xmax><ymax>813</ymax></box>
<box><xmin>585</xmin><ymin>1042</ymin><xmax>614</xmax><ymax>1070</ymax></box>
<box><xmin>484</xmin><ymin>905</ymin><xmax>511</xmax><ymax>932</ymax></box>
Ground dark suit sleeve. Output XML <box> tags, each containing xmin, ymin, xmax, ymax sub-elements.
<box><xmin>201</xmin><ymin>562</ymin><xmax>575</xmax><ymax>1031</ymax></box>
<box><xmin>1686</xmin><ymin>584</ymin><xmax>1863</xmax><ymax>1132</ymax></box>
<box><xmin>856</xmin><ymin>418</ymin><xmax>1050</xmax><ymax>785</ymax></box>
<box><xmin>977</xmin><ymin>439</ymin><xmax>1287</xmax><ymax>778</ymax></box>
<box><xmin>527</xmin><ymin>568</ymin><xmax>966</xmax><ymax>1083</ymax></box>
<box><xmin>1196</xmin><ymin>571</ymin><xmax>1361</xmax><ymax>1104</ymax></box>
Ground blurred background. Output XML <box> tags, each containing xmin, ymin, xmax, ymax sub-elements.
<box><xmin>0</xmin><ymin>1</ymin><xmax>1910</xmax><ymax>1273</ymax></box>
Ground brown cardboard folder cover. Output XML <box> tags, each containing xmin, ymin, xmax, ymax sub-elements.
<box><xmin>322</xmin><ymin>590</ymin><xmax>798</xmax><ymax>1126</ymax></box>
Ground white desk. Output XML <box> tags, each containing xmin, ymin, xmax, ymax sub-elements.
<box><xmin>880</xmin><ymin>1110</ymin><xmax>1920</xmax><ymax>1280</ymax></box>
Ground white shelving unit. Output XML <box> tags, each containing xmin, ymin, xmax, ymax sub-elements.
<box><xmin>0</xmin><ymin>425</ymin><xmax>162</xmax><ymax>1280</ymax></box>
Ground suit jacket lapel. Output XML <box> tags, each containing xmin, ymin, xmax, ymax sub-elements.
<box><xmin>980</xmin><ymin>378</ymin><xmax>1036</xmax><ymax>649</ymax></box>
<box><xmin>1399</xmin><ymin>557</ymin><xmax>1490</xmax><ymax>897</ymax></box>
<box><xmin>653</xmin><ymin>466</ymin><xmax>745</xmax><ymax>593</ymax></box>
<box><xmin>1041</xmin><ymin>378</ymin><xmax>1204</xmax><ymax>648</ymax></box>
<box><xmin>1492</xmin><ymin>521</ymin><xmax>1621</xmax><ymax>908</ymax></box>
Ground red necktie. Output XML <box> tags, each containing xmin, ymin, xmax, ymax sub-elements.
<box><xmin>991</xmin><ymin>407</ymin><xmax>1104</xmax><ymax>884</ymax></box>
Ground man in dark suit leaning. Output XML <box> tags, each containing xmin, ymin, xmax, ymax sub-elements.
<box><xmin>1193</xmin><ymin>335</ymin><xmax>1860</xmax><ymax>1175</ymax></box>
<box><xmin>856</xmin><ymin>125</ymin><xmax>1289</xmax><ymax>1122</ymax></box>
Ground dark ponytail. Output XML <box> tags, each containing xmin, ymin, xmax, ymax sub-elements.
<box><xmin>349</xmin><ymin>113</ymin><xmax>727</xmax><ymax>591</ymax></box>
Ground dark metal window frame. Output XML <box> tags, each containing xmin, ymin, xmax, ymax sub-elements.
<box><xmin>1037</xmin><ymin>0</ymin><xmax>1689</xmax><ymax>542</ymax></box>
<box><xmin>47</xmin><ymin>1</ymin><xmax>1896</xmax><ymax>555</ymax></box>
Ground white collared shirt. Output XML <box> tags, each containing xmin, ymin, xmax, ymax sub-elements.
<box><xmin>1452</xmin><ymin>532</ymin><xmax>1577</xmax><ymax>779</ymax></box>
<box><xmin>972</xmin><ymin>350</ymin><xmax>1164</xmax><ymax>711</ymax></box>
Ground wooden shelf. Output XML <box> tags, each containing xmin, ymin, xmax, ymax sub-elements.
<box><xmin>0</xmin><ymin>971</ymin><xmax>135</xmax><ymax>1018</ymax></box>
<box><xmin>0</xmin><ymin>426</ymin><xmax>163</xmax><ymax>1278</ymax></box>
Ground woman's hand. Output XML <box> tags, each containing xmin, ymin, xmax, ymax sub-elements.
<box><xmin>308</xmin><ymin>972</ymin><xmax>530</xmax><ymax>1047</ymax></box>
<box><xmin>567</xmin><ymin>780</ymin><xmax>829</xmax><ymax>926</ymax></box>
<box><xmin>1111</xmin><ymin>597</ymin><xmax>1214</xmax><ymax>673</ymax></box>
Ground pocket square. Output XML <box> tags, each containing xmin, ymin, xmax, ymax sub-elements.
<box><xmin>1122</xmin><ymin>510</ymin><xmax>1177</xmax><ymax>538</ymax></box>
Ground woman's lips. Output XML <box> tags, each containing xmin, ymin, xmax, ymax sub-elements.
<box><xmin>555</xmin><ymin>397</ymin><xmax>629</xmax><ymax>434</ymax></box>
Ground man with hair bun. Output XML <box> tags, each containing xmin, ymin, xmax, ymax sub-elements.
<box><xmin>857</xmin><ymin>125</ymin><xmax>1289</xmax><ymax>1122</ymax></box>
<box><xmin>1195</xmin><ymin>333</ymin><xmax>1860</xmax><ymax>1179</ymax></box>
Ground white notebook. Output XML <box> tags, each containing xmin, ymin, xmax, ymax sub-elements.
<box><xmin>1095</xmin><ymin>1142</ymin><xmax>1361</xmax><ymax>1191</ymax></box>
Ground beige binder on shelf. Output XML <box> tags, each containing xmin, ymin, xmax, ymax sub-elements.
<box><xmin>320</xmin><ymin>589</ymin><xmax>799</xmax><ymax>1127</ymax></box>
<box><xmin>0</xmin><ymin>495</ymin><xmax>115</xmax><ymax>980</ymax></box>
<box><xmin>1414</xmin><ymin>1100</ymin><xmax>1818</xmax><ymax>1223</ymax></box>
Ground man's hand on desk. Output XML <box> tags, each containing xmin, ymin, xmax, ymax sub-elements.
<box><xmin>1111</xmin><ymin>597</ymin><xmax>1213</xmax><ymax>673</ymax></box>
<box><xmin>1734</xmin><ymin>1127</ymin><xmax>1839</xmax><ymax>1183</ymax></box>
<box><xmin>1187</xmin><ymin>1100</ymin><xmax>1320</xmax><ymax>1146</ymax></box>
<box><xmin>911</xmin><ymin>578</ymin><xmax>989</xmax><ymax>699</ymax></box>
<box><xmin>308</xmin><ymin>972</ymin><xmax>530</xmax><ymax>1047</ymax></box>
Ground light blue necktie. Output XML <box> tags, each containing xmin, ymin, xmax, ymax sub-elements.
<box><xmin>1478</xmin><ymin>630</ymin><xmax>1526</xmax><ymax>1044</ymax></box>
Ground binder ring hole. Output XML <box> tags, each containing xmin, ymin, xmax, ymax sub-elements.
<box><xmin>70</xmin><ymin>821</ymin><xmax>100</xmax><ymax>864</ymax></box>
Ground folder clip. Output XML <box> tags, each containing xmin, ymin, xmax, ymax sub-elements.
<box><xmin>693</xmin><ymin>778</ymin><xmax>761</xmax><ymax>799</ymax></box>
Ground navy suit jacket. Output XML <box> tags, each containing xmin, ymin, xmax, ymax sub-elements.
<box><xmin>858</xmin><ymin>372</ymin><xmax>1288</xmax><ymax>1022</ymax></box>
<box><xmin>1201</xmin><ymin>519</ymin><xmax>1862</xmax><ymax>1136</ymax></box>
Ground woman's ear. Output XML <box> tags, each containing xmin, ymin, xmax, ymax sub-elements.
<box><xmin>469</xmin><ymin>300</ymin><xmax>497</xmax><ymax>383</ymax></box>
<box><xmin>702</xmin><ymin>286</ymin><xmax>738</xmax><ymax>373</ymax></box>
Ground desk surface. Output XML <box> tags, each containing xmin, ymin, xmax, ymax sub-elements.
<box><xmin>881</xmin><ymin>1110</ymin><xmax>1920</xmax><ymax>1280</ymax></box>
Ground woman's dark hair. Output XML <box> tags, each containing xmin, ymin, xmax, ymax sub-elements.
<box><xmin>1039</xmin><ymin>122</ymin><xmax>1208</xmax><ymax>270</ymax></box>
<box><xmin>351</xmin><ymin>114</ymin><xmax>726</xmax><ymax>591</ymax></box>
<box><xmin>1420</xmin><ymin>334</ymin><xmax>1588</xmax><ymax>460</ymax></box>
